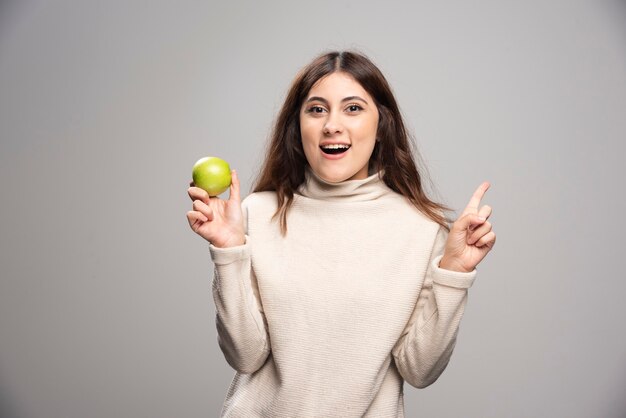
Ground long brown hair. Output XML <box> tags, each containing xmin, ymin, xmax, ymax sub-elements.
<box><xmin>254</xmin><ymin>51</ymin><xmax>452</xmax><ymax>233</ymax></box>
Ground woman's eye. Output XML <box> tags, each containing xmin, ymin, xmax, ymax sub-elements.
<box><xmin>347</xmin><ymin>104</ymin><xmax>363</xmax><ymax>112</ymax></box>
<box><xmin>308</xmin><ymin>106</ymin><xmax>326</xmax><ymax>113</ymax></box>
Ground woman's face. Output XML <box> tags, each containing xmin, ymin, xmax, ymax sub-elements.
<box><xmin>299</xmin><ymin>72</ymin><xmax>379</xmax><ymax>183</ymax></box>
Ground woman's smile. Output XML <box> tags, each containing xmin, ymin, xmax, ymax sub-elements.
<box><xmin>319</xmin><ymin>142</ymin><xmax>351</xmax><ymax>159</ymax></box>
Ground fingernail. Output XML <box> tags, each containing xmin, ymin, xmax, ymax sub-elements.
<box><xmin>477</xmin><ymin>216</ymin><xmax>486</xmax><ymax>221</ymax></box>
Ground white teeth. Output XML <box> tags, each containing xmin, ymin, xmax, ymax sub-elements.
<box><xmin>321</xmin><ymin>144</ymin><xmax>350</xmax><ymax>149</ymax></box>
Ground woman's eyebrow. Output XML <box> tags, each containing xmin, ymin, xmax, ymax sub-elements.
<box><xmin>305</xmin><ymin>96</ymin><xmax>329</xmax><ymax>104</ymax></box>
<box><xmin>305</xmin><ymin>96</ymin><xmax>369</xmax><ymax>104</ymax></box>
<box><xmin>341</xmin><ymin>95</ymin><xmax>368</xmax><ymax>104</ymax></box>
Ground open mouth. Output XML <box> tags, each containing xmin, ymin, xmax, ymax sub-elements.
<box><xmin>320</xmin><ymin>144</ymin><xmax>351</xmax><ymax>155</ymax></box>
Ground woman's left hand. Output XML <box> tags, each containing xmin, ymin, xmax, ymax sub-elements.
<box><xmin>439</xmin><ymin>182</ymin><xmax>496</xmax><ymax>273</ymax></box>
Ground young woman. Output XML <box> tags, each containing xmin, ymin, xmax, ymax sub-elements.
<box><xmin>187</xmin><ymin>51</ymin><xmax>496</xmax><ymax>417</ymax></box>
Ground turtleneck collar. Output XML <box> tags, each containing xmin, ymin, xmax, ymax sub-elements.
<box><xmin>296</xmin><ymin>167</ymin><xmax>391</xmax><ymax>202</ymax></box>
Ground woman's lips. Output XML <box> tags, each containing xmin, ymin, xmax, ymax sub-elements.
<box><xmin>319</xmin><ymin>144</ymin><xmax>350</xmax><ymax>159</ymax></box>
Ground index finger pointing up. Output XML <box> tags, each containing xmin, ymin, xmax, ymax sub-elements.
<box><xmin>464</xmin><ymin>181</ymin><xmax>491</xmax><ymax>212</ymax></box>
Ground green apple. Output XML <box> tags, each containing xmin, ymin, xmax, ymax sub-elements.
<box><xmin>192</xmin><ymin>156</ymin><xmax>232</xmax><ymax>196</ymax></box>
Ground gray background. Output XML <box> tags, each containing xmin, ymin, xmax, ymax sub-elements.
<box><xmin>1</xmin><ymin>0</ymin><xmax>625</xmax><ymax>417</ymax></box>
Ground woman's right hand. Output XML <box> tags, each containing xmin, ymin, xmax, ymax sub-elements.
<box><xmin>186</xmin><ymin>169</ymin><xmax>246</xmax><ymax>248</ymax></box>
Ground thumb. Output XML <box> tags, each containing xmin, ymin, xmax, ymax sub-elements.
<box><xmin>453</xmin><ymin>213</ymin><xmax>486</xmax><ymax>233</ymax></box>
<box><xmin>229</xmin><ymin>169</ymin><xmax>241</xmax><ymax>202</ymax></box>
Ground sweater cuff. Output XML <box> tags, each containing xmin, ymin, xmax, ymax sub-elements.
<box><xmin>430</xmin><ymin>254</ymin><xmax>477</xmax><ymax>289</ymax></box>
<box><xmin>209</xmin><ymin>236</ymin><xmax>250</xmax><ymax>265</ymax></box>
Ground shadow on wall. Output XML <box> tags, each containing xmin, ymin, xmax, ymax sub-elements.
<box><xmin>0</xmin><ymin>381</ymin><xmax>22</xmax><ymax>418</ymax></box>
<box><xmin>0</xmin><ymin>0</ymin><xmax>17</xmax><ymax>23</ymax></box>
<box><xmin>0</xmin><ymin>0</ymin><xmax>19</xmax><ymax>42</ymax></box>
<box><xmin>611</xmin><ymin>0</ymin><xmax>626</xmax><ymax>25</ymax></box>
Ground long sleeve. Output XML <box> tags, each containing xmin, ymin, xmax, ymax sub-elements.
<box><xmin>209</xmin><ymin>240</ymin><xmax>271</xmax><ymax>374</ymax></box>
<box><xmin>391</xmin><ymin>225</ymin><xmax>477</xmax><ymax>388</ymax></box>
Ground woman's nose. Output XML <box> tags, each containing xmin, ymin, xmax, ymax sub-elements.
<box><xmin>323</xmin><ymin>112</ymin><xmax>343</xmax><ymax>135</ymax></box>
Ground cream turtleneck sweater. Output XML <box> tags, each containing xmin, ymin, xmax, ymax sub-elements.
<box><xmin>208</xmin><ymin>169</ymin><xmax>477</xmax><ymax>417</ymax></box>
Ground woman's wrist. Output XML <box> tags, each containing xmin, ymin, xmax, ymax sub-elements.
<box><xmin>438</xmin><ymin>254</ymin><xmax>473</xmax><ymax>273</ymax></box>
<box><xmin>219</xmin><ymin>234</ymin><xmax>246</xmax><ymax>248</ymax></box>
